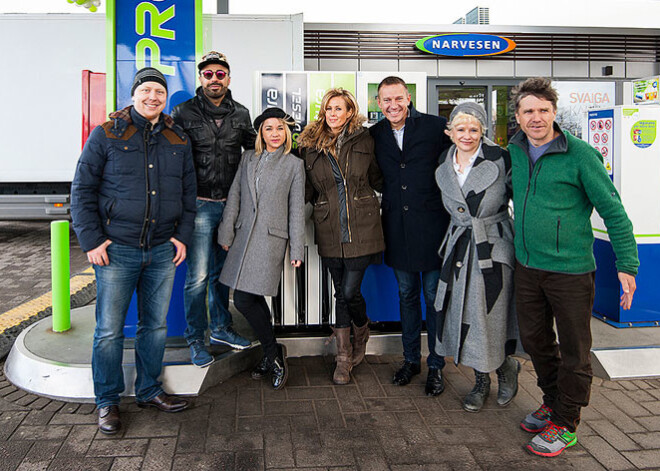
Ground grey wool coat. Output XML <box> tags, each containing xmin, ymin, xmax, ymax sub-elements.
<box><xmin>433</xmin><ymin>141</ymin><xmax>518</xmax><ymax>373</ymax></box>
<box><xmin>218</xmin><ymin>147</ymin><xmax>305</xmax><ymax>297</ymax></box>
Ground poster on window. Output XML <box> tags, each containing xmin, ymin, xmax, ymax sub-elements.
<box><xmin>553</xmin><ymin>81</ymin><xmax>615</xmax><ymax>139</ymax></box>
<box><xmin>357</xmin><ymin>72</ymin><xmax>427</xmax><ymax>125</ymax></box>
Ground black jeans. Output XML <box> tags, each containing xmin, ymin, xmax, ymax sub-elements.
<box><xmin>515</xmin><ymin>262</ymin><xmax>595</xmax><ymax>433</ymax></box>
<box><xmin>233</xmin><ymin>290</ymin><xmax>278</xmax><ymax>361</ymax></box>
<box><xmin>326</xmin><ymin>263</ymin><xmax>369</xmax><ymax>329</ymax></box>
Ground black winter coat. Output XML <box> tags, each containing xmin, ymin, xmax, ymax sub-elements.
<box><xmin>369</xmin><ymin>106</ymin><xmax>451</xmax><ymax>272</ymax></box>
<box><xmin>71</xmin><ymin>106</ymin><xmax>197</xmax><ymax>252</ymax></box>
<box><xmin>171</xmin><ymin>88</ymin><xmax>256</xmax><ymax>200</ymax></box>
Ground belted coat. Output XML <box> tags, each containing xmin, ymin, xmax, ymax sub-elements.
<box><xmin>217</xmin><ymin>147</ymin><xmax>305</xmax><ymax>297</ymax></box>
<box><xmin>433</xmin><ymin>141</ymin><xmax>518</xmax><ymax>373</ymax></box>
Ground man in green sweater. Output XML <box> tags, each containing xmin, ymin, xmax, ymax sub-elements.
<box><xmin>508</xmin><ymin>77</ymin><xmax>639</xmax><ymax>457</ymax></box>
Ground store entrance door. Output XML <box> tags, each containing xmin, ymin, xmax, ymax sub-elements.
<box><xmin>431</xmin><ymin>81</ymin><xmax>519</xmax><ymax>147</ymax></box>
<box><xmin>437</xmin><ymin>86</ymin><xmax>487</xmax><ymax>120</ymax></box>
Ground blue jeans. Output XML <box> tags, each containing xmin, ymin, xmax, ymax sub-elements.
<box><xmin>93</xmin><ymin>242</ymin><xmax>176</xmax><ymax>408</ymax></box>
<box><xmin>183</xmin><ymin>199</ymin><xmax>232</xmax><ymax>344</ymax></box>
<box><xmin>392</xmin><ymin>268</ymin><xmax>446</xmax><ymax>370</ymax></box>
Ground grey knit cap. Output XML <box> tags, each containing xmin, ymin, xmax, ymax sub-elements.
<box><xmin>131</xmin><ymin>67</ymin><xmax>168</xmax><ymax>96</ymax></box>
<box><xmin>449</xmin><ymin>102</ymin><xmax>487</xmax><ymax>129</ymax></box>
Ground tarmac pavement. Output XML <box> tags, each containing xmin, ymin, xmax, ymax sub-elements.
<box><xmin>2</xmin><ymin>353</ymin><xmax>660</xmax><ymax>470</ymax></box>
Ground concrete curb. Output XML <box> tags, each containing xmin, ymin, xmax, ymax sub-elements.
<box><xmin>0</xmin><ymin>270</ymin><xmax>96</xmax><ymax>361</ymax></box>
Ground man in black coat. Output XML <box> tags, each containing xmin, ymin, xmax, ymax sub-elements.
<box><xmin>369</xmin><ymin>76</ymin><xmax>451</xmax><ymax>395</ymax></box>
<box><xmin>171</xmin><ymin>52</ymin><xmax>257</xmax><ymax>367</ymax></box>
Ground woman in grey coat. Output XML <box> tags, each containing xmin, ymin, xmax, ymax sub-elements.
<box><xmin>218</xmin><ymin>107</ymin><xmax>305</xmax><ymax>390</ymax></box>
<box><xmin>434</xmin><ymin>102</ymin><xmax>519</xmax><ymax>412</ymax></box>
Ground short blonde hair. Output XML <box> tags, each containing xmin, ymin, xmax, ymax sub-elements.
<box><xmin>446</xmin><ymin>111</ymin><xmax>484</xmax><ymax>134</ymax></box>
<box><xmin>255</xmin><ymin>118</ymin><xmax>293</xmax><ymax>155</ymax></box>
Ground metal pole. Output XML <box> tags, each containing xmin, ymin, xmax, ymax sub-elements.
<box><xmin>51</xmin><ymin>220</ymin><xmax>71</xmax><ymax>332</ymax></box>
<box><xmin>217</xmin><ymin>0</ymin><xmax>228</xmax><ymax>14</ymax></box>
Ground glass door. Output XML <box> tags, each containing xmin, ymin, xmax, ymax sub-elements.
<box><xmin>437</xmin><ymin>86</ymin><xmax>486</xmax><ymax>121</ymax></box>
<box><xmin>433</xmin><ymin>81</ymin><xmax>520</xmax><ymax>147</ymax></box>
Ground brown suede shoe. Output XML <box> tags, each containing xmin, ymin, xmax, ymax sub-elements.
<box><xmin>136</xmin><ymin>393</ymin><xmax>190</xmax><ymax>413</ymax></box>
<box><xmin>98</xmin><ymin>405</ymin><xmax>121</xmax><ymax>435</ymax></box>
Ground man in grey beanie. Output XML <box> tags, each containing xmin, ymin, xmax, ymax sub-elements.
<box><xmin>71</xmin><ymin>67</ymin><xmax>197</xmax><ymax>435</ymax></box>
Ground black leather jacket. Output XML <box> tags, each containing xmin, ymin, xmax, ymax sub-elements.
<box><xmin>172</xmin><ymin>88</ymin><xmax>256</xmax><ymax>200</ymax></box>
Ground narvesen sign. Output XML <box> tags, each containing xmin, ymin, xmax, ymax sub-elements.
<box><xmin>415</xmin><ymin>33</ymin><xmax>516</xmax><ymax>57</ymax></box>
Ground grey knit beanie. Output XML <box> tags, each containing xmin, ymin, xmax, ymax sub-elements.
<box><xmin>449</xmin><ymin>102</ymin><xmax>487</xmax><ymax>129</ymax></box>
<box><xmin>131</xmin><ymin>67</ymin><xmax>168</xmax><ymax>96</ymax></box>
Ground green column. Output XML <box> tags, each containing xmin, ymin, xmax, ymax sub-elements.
<box><xmin>51</xmin><ymin>220</ymin><xmax>71</xmax><ymax>332</ymax></box>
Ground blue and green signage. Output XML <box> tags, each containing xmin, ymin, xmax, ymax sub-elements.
<box><xmin>107</xmin><ymin>0</ymin><xmax>203</xmax><ymax>113</ymax></box>
<box><xmin>416</xmin><ymin>33</ymin><xmax>516</xmax><ymax>57</ymax></box>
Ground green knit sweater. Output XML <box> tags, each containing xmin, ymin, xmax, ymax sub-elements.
<box><xmin>508</xmin><ymin>127</ymin><xmax>639</xmax><ymax>275</ymax></box>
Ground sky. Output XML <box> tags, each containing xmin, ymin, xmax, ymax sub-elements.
<box><xmin>3</xmin><ymin>0</ymin><xmax>660</xmax><ymax>28</ymax></box>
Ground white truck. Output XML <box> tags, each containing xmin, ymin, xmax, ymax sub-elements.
<box><xmin>0</xmin><ymin>13</ymin><xmax>302</xmax><ymax>219</ymax></box>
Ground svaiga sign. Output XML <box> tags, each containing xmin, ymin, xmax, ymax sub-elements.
<box><xmin>415</xmin><ymin>33</ymin><xmax>516</xmax><ymax>57</ymax></box>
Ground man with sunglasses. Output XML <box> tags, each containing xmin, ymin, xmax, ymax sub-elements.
<box><xmin>172</xmin><ymin>51</ymin><xmax>257</xmax><ymax>367</ymax></box>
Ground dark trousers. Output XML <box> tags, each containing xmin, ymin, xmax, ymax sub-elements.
<box><xmin>326</xmin><ymin>265</ymin><xmax>369</xmax><ymax>329</ymax></box>
<box><xmin>233</xmin><ymin>290</ymin><xmax>278</xmax><ymax>361</ymax></box>
<box><xmin>515</xmin><ymin>262</ymin><xmax>595</xmax><ymax>433</ymax></box>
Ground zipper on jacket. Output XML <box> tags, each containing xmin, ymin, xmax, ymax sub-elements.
<box><xmin>556</xmin><ymin>216</ymin><xmax>561</xmax><ymax>253</ymax></box>
<box><xmin>532</xmin><ymin>161</ymin><xmax>544</xmax><ymax>196</ymax></box>
<box><xmin>139</xmin><ymin>123</ymin><xmax>152</xmax><ymax>248</ymax></box>
<box><xmin>521</xmin><ymin>155</ymin><xmax>533</xmax><ymax>266</ymax></box>
<box><xmin>343</xmin><ymin>152</ymin><xmax>352</xmax><ymax>243</ymax></box>
<box><xmin>106</xmin><ymin>200</ymin><xmax>116</xmax><ymax>226</ymax></box>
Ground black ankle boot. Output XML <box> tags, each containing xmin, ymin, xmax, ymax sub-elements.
<box><xmin>463</xmin><ymin>370</ymin><xmax>491</xmax><ymax>412</ymax></box>
<box><xmin>425</xmin><ymin>368</ymin><xmax>445</xmax><ymax>396</ymax></box>
<box><xmin>496</xmin><ymin>357</ymin><xmax>521</xmax><ymax>406</ymax></box>
<box><xmin>270</xmin><ymin>344</ymin><xmax>288</xmax><ymax>390</ymax></box>
<box><xmin>251</xmin><ymin>356</ymin><xmax>271</xmax><ymax>380</ymax></box>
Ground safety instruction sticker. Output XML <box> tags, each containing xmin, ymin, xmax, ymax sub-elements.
<box><xmin>630</xmin><ymin>120</ymin><xmax>657</xmax><ymax>149</ymax></box>
<box><xmin>587</xmin><ymin>109</ymin><xmax>614</xmax><ymax>177</ymax></box>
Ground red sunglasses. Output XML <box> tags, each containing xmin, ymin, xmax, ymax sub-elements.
<box><xmin>200</xmin><ymin>70</ymin><xmax>228</xmax><ymax>80</ymax></box>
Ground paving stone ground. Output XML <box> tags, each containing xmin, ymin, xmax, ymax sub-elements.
<box><xmin>0</xmin><ymin>221</ymin><xmax>90</xmax><ymax>313</ymax></box>
<box><xmin>2</xmin><ymin>354</ymin><xmax>660</xmax><ymax>470</ymax></box>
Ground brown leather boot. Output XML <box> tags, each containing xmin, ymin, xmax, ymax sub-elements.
<box><xmin>333</xmin><ymin>327</ymin><xmax>353</xmax><ymax>385</ymax></box>
<box><xmin>351</xmin><ymin>320</ymin><xmax>370</xmax><ymax>367</ymax></box>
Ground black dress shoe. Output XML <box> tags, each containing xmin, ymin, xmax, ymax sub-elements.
<box><xmin>392</xmin><ymin>361</ymin><xmax>421</xmax><ymax>385</ymax></box>
<box><xmin>136</xmin><ymin>393</ymin><xmax>189</xmax><ymax>413</ymax></box>
<box><xmin>251</xmin><ymin>356</ymin><xmax>272</xmax><ymax>380</ymax></box>
<box><xmin>98</xmin><ymin>405</ymin><xmax>121</xmax><ymax>435</ymax></box>
<box><xmin>270</xmin><ymin>344</ymin><xmax>288</xmax><ymax>390</ymax></box>
<box><xmin>425</xmin><ymin>367</ymin><xmax>445</xmax><ymax>396</ymax></box>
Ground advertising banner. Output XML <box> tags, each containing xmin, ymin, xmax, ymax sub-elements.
<box><xmin>109</xmin><ymin>0</ymin><xmax>202</xmax><ymax>113</ymax></box>
<box><xmin>554</xmin><ymin>81</ymin><xmax>615</xmax><ymax>139</ymax></box>
<box><xmin>632</xmin><ymin>77</ymin><xmax>659</xmax><ymax>104</ymax></box>
<box><xmin>261</xmin><ymin>73</ymin><xmax>285</xmax><ymax>110</ymax></box>
<box><xmin>285</xmin><ymin>73</ymin><xmax>307</xmax><ymax>150</ymax></box>
<box><xmin>258</xmin><ymin>72</ymin><xmax>358</xmax><ymax>149</ymax></box>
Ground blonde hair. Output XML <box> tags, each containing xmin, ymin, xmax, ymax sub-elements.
<box><xmin>255</xmin><ymin>117</ymin><xmax>293</xmax><ymax>155</ymax></box>
<box><xmin>298</xmin><ymin>88</ymin><xmax>366</xmax><ymax>156</ymax></box>
<box><xmin>446</xmin><ymin>111</ymin><xmax>484</xmax><ymax>134</ymax></box>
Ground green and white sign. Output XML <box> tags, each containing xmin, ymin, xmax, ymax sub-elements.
<box><xmin>630</xmin><ymin>120</ymin><xmax>657</xmax><ymax>148</ymax></box>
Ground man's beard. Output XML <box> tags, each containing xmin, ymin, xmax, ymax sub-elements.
<box><xmin>203</xmin><ymin>84</ymin><xmax>227</xmax><ymax>99</ymax></box>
